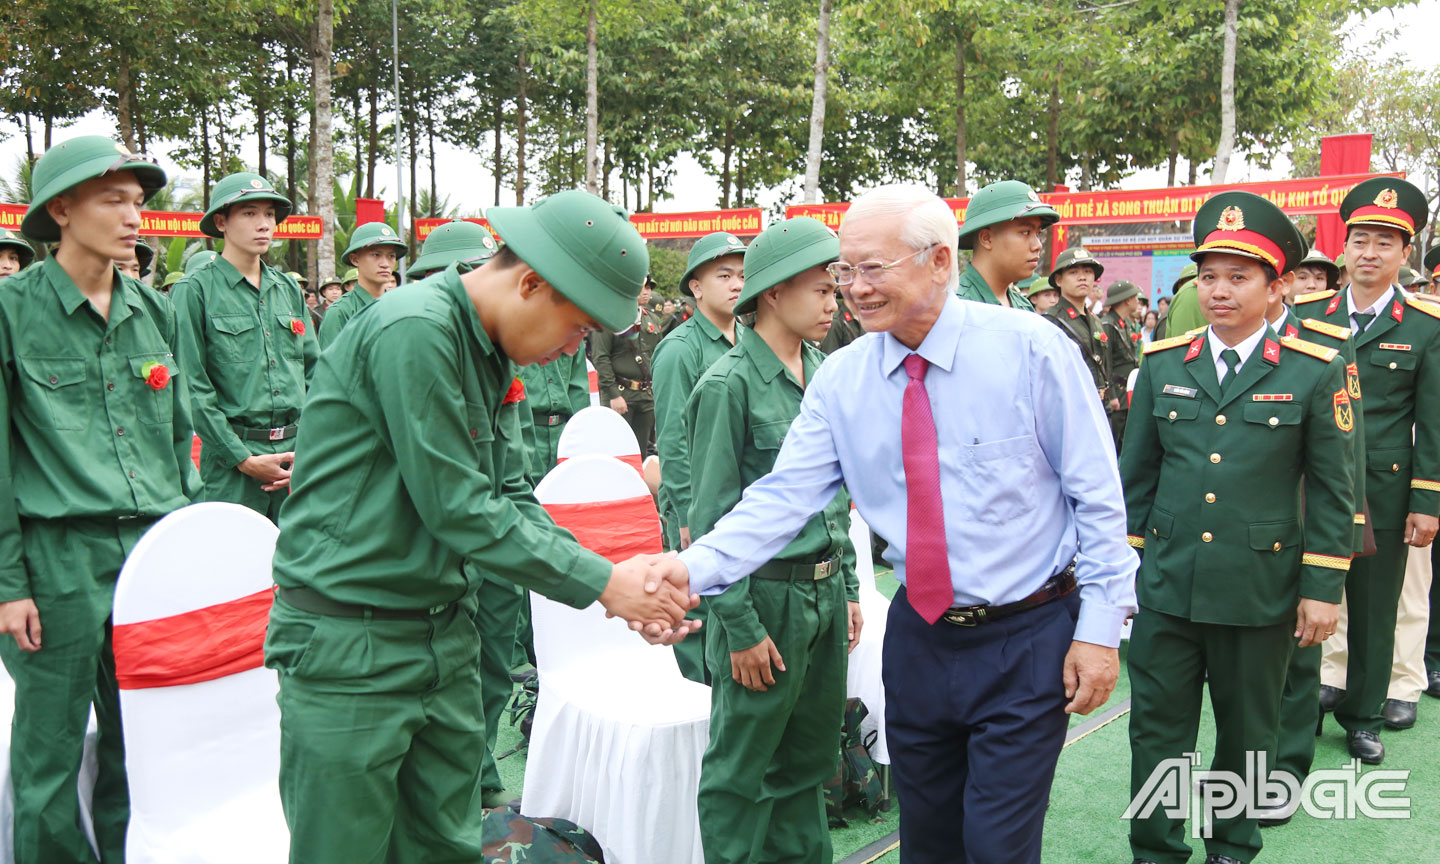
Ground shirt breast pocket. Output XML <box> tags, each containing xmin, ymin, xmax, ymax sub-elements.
<box><xmin>274</xmin><ymin>313</ymin><xmax>306</xmax><ymax>361</ymax></box>
<box><xmin>1242</xmin><ymin>402</ymin><xmax>1302</xmax><ymax>430</ymax></box>
<box><xmin>16</xmin><ymin>356</ymin><xmax>90</xmax><ymax>431</ymax></box>
<box><xmin>128</xmin><ymin>352</ymin><xmax>176</xmax><ymax>426</ymax></box>
<box><xmin>1368</xmin><ymin>349</ymin><xmax>1416</xmax><ymax>397</ymax></box>
<box><xmin>958</xmin><ymin>435</ymin><xmax>1039</xmax><ymax>525</ymax></box>
<box><xmin>751</xmin><ymin>419</ymin><xmax>789</xmax><ymax>452</ymax></box>
<box><xmin>210</xmin><ymin>314</ymin><xmax>258</xmax><ymax>365</ymax></box>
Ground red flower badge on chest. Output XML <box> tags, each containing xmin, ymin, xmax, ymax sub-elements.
<box><xmin>141</xmin><ymin>361</ymin><xmax>171</xmax><ymax>391</ymax></box>
<box><xmin>503</xmin><ymin>377</ymin><xmax>526</xmax><ymax>405</ymax></box>
<box><xmin>1131</xmin><ymin>331</ymin><xmax>1142</xmax><ymax>343</ymax></box>
<box><xmin>1097</xmin><ymin>331</ymin><xmax>1108</xmax><ymax>343</ymax></box>
<box><xmin>290</xmin><ymin>318</ymin><xmax>306</xmax><ymax>336</ymax></box>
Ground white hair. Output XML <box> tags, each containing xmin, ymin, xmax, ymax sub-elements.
<box><xmin>845</xmin><ymin>183</ymin><xmax>959</xmax><ymax>292</ymax></box>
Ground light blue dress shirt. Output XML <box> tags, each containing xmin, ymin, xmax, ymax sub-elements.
<box><xmin>679</xmin><ymin>292</ymin><xmax>1139</xmax><ymax>647</ymax></box>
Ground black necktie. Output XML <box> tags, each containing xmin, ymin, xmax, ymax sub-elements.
<box><xmin>1353</xmin><ymin>311</ymin><xmax>1376</xmax><ymax>333</ymax></box>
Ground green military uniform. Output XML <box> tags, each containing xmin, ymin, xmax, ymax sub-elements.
<box><xmin>1121</xmin><ymin>191</ymin><xmax>1356</xmax><ymax>864</ymax></box>
<box><xmin>1153</xmin><ymin>264</ymin><xmax>1197</xmax><ymax>341</ymax></box>
<box><xmin>317</xmin><ymin>222</ymin><xmax>409</xmax><ymax>348</ymax></box>
<box><xmin>1290</xmin><ymin>178</ymin><xmax>1440</xmax><ymax>756</ymax></box>
<box><xmin>185</xmin><ymin>249</ymin><xmax>218</xmax><ymax>275</ymax></box>
<box><xmin>592</xmin><ymin>303</ymin><xmax>664</xmax><ymax>455</ymax></box>
<box><xmin>264</xmin><ymin>190</ymin><xmax>647</xmax><ymax>864</ymax></box>
<box><xmin>1103</xmin><ymin>280</ymin><xmax>1142</xmax><ymax>451</ymax></box>
<box><xmin>1044</xmin><ymin>248</ymin><xmax>1110</xmax><ymax>405</ymax></box>
<box><xmin>172</xmin><ymin>173</ymin><xmax>319</xmax><ymax>522</ymax></box>
<box><xmin>405</xmin><ymin>219</ymin><xmax>498</xmax><ymax>280</ymax></box>
<box><xmin>954</xmin><ymin>180</ymin><xmax>1059</xmax><ymax>310</ymax></box>
<box><xmin>1</xmin><ymin>138</ymin><xmax>199</xmax><ymax>864</ymax></box>
<box><xmin>0</xmin><ymin>230</ymin><xmax>36</xmax><ymax>275</ymax></box>
<box><xmin>817</xmin><ymin>303</ymin><xmax>864</xmax><ymax>354</ymax></box>
<box><xmin>689</xmin><ymin>218</ymin><xmax>857</xmax><ymax>864</ymax></box>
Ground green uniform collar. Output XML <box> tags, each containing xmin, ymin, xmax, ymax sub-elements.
<box><xmin>690</xmin><ymin>307</ymin><xmax>735</xmax><ymax>345</ymax></box>
<box><xmin>957</xmin><ymin>265</ymin><xmax>1031</xmax><ymax>310</ymax></box>
<box><xmin>439</xmin><ymin>262</ymin><xmax>497</xmax><ymax>360</ymax></box>
<box><xmin>42</xmin><ymin>255</ymin><xmax>142</xmax><ymax>323</ymax></box>
<box><xmin>737</xmin><ymin>326</ymin><xmax>819</xmax><ymax>388</ymax></box>
<box><xmin>208</xmin><ymin>253</ymin><xmax>282</xmax><ymax>293</ymax></box>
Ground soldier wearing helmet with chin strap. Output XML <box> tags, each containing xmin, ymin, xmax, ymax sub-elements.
<box><xmin>955</xmin><ymin>180</ymin><xmax>1060</xmax><ymax>310</ymax></box>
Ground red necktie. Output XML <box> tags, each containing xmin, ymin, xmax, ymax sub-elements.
<box><xmin>901</xmin><ymin>354</ymin><xmax>952</xmax><ymax>624</ymax></box>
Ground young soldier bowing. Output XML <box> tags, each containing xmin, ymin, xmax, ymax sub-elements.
<box><xmin>0</xmin><ymin>137</ymin><xmax>200</xmax><ymax>863</ymax></box>
<box><xmin>1121</xmin><ymin>192</ymin><xmax>1356</xmax><ymax>864</ymax></box>
<box><xmin>172</xmin><ymin>172</ymin><xmax>319</xmax><ymax>520</ymax></box>
<box><xmin>688</xmin><ymin>217</ymin><xmax>862</xmax><ymax>864</ymax></box>
<box><xmin>264</xmin><ymin>190</ymin><xmax>698</xmax><ymax>864</ymax></box>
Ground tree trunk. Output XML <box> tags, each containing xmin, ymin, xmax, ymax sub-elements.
<box><xmin>286</xmin><ymin>53</ymin><xmax>299</xmax><ymax>272</ymax></box>
<box><xmin>1212</xmin><ymin>0</ymin><xmax>1241</xmax><ymax>184</ymax></box>
<box><xmin>23</xmin><ymin>112</ymin><xmax>33</xmax><ymax>163</ymax></box>
<box><xmin>954</xmin><ymin>29</ymin><xmax>968</xmax><ymax>196</ymax></box>
<box><xmin>255</xmin><ymin>34</ymin><xmax>268</xmax><ymax>177</ymax></box>
<box><xmin>802</xmin><ymin>0</ymin><xmax>832</xmax><ymax>204</ymax></box>
<box><xmin>1188</xmin><ymin>159</ymin><xmax>1198</xmax><ymax>185</ymax></box>
<box><xmin>312</xmin><ymin>0</ymin><xmax>338</xmax><ymax>281</ymax></box>
<box><xmin>427</xmin><ymin>100</ymin><xmax>437</xmax><ymax>217</ymax></box>
<box><xmin>366</xmin><ymin>86</ymin><xmax>379</xmax><ymax>198</ymax></box>
<box><xmin>43</xmin><ymin>110</ymin><xmax>52</xmax><ymax>150</ymax></box>
<box><xmin>602</xmin><ymin>141</ymin><xmax>611</xmax><ymax>200</ymax></box>
<box><xmin>1080</xmin><ymin>154</ymin><xmax>1092</xmax><ymax>191</ymax></box>
<box><xmin>116</xmin><ymin>51</ymin><xmax>137</xmax><ymax>151</ymax></box>
<box><xmin>516</xmin><ymin>47</ymin><xmax>528</xmax><ymax>204</ymax></box>
<box><xmin>215</xmin><ymin>104</ymin><xmax>229</xmax><ymax>176</ymax></box>
<box><xmin>408</xmin><ymin>119</ymin><xmax>419</xmax><ymax>259</ymax></box>
<box><xmin>1166</xmin><ymin>132</ymin><xmax>1179</xmax><ymax>187</ymax></box>
<box><xmin>200</xmin><ymin>108</ymin><xmax>212</xmax><ymax>209</ymax></box>
<box><xmin>584</xmin><ymin>0</ymin><xmax>600</xmax><ymax>194</ymax></box>
<box><xmin>720</xmin><ymin>119</ymin><xmax>733</xmax><ymax>208</ymax></box>
<box><xmin>492</xmin><ymin>97</ymin><xmax>503</xmax><ymax>207</ymax></box>
<box><xmin>1045</xmin><ymin>60</ymin><xmax>1062</xmax><ymax>191</ymax></box>
<box><xmin>352</xmin><ymin>90</ymin><xmax>362</xmax><ymax>191</ymax></box>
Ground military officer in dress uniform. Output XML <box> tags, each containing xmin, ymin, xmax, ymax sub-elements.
<box><xmin>1297</xmin><ymin>177</ymin><xmax>1440</xmax><ymax>762</ymax></box>
<box><xmin>317</xmin><ymin>222</ymin><xmax>407</xmax><ymax>347</ymax></box>
<box><xmin>1103</xmin><ymin>279</ymin><xmax>1143</xmax><ymax>451</ymax></box>
<box><xmin>405</xmin><ymin>219</ymin><xmax>497</xmax><ymax>281</ymax></box>
<box><xmin>172</xmin><ymin>172</ymin><xmax>319</xmax><ymax>521</ymax></box>
<box><xmin>653</xmin><ymin>231</ymin><xmax>747</xmax><ymax>683</ymax></box>
<box><xmin>0</xmin><ymin>136</ymin><xmax>200</xmax><ymax>863</ymax></box>
<box><xmin>593</xmin><ymin>277</ymin><xmax>664</xmax><ymax>455</ymax></box>
<box><xmin>264</xmin><ymin>190</ymin><xmax>699</xmax><ymax>864</ymax></box>
<box><xmin>955</xmin><ymin>180</ymin><xmax>1059</xmax><ymax>310</ymax></box>
<box><xmin>1045</xmin><ymin>248</ymin><xmax>1111</xmax><ymax>408</ymax></box>
<box><xmin>689</xmin><ymin>217</ymin><xmax>861</xmax><ymax>864</ymax></box>
<box><xmin>0</xmin><ymin>230</ymin><xmax>35</xmax><ymax>279</ymax></box>
<box><xmin>1121</xmin><ymin>191</ymin><xmax>1355</xmax><ymax>864</ymax></box>
<box><xmin>1429</xmin><ymin>244</ymin><xmax>1440</xmax><ymax>704</ymax></box>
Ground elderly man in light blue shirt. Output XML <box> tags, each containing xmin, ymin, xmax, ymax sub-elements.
<box><xmin>666</xmin><ymin>184</ymin><xmax>1137</xmax><ymax>864</ymax></box>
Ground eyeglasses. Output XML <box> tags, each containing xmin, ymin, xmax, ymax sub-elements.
<box><xmin>826</xmin><ymin>244</ymin><xmax>941</xmax><ymax>286</ymax></box>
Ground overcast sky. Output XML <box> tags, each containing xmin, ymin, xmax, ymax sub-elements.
<box><xmin>2</xmin><ymin>1</ymin><xmax>1435</xmax><ymax>215</ymax></box>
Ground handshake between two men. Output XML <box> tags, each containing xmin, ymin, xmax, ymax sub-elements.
<box><xmin>597</xmin><ymin>553</ymin><xmax>699</xmax><ymax>645</ymax></box>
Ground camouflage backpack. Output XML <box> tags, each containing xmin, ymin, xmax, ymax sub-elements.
<box><xmin>824</xmin><ymin>697</ymin><xmax>885</xmax><ymax>826</ymax></box>
<box><xmin>481</xmin><ymin>808</ymin><xmax>605</xmax><ymax>864</ymax></box>
<box><xmin>507</xmin><ymin>668</ymin><xmax>540</xmax><ymax>742</ymax></box>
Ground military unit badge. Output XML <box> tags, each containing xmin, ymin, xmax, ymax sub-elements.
<box><xmin>1333</xmin><ymin>389</ymin><xmax>1354</xmax><ymax>432</ymax></box>
<box><xmin>1218</xmin><ymin>206</ymin><xmax>1246</xmax><ymax>231</ymax></box>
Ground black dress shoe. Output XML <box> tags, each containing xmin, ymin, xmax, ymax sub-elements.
<box><xmin>1426</xmin><ymin>670</ymin><xmax>1440</xmax><ymax>699</ymax></box>
<box><xmin>1319</xmin><ymin>684</ymin><xmax>1344</xmax><ymax>713</ymax></box>
<box><xmin>1256</xmin><ymin>796</ymin><xmax>1294</xmax><ymax>828</ymax></box>
<box><xmin>1347</xmin><ymin>730</ymin><xmax>1385</xmax><ymax>764</ymax></box>
<box><xmin>1382</xmin><ymin>698</ymin><xmax>1417</xmax><ymax>730</ymax></box>
<box><xmin>1203</xmin><ymin>855</ymin><xmax>1245</xmax><ymax>864</ymax></box>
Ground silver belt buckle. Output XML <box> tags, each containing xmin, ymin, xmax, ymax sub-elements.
<box><xmin>547</xmin><ymin>415</ymin><xmax>561</xmax><ymax>426</ymax></box>
<box><xmin>268</xmin><ymin>427</ymin><xmax>287</xmax><ymax>441</ymax></box>
<box><xmin>944</xmin><ymin>608</ymin><xmax>981</xmax><ymax>627</ymax></box>
<box><xmin>813</xmin><ymin>557</ymin><xmax>836</xmax><ymax>580</ymax></box>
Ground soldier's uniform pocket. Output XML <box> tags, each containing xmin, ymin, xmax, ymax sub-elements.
<box><xmin>128</xmin><ymin>352</ymin><xmax>177</xmax><ymax>426</ymax></box>
<box><xmin>210</xmin><ymin>314</ymin><xmax>258</xmax><ymax>364</ymax></box>
<box><xmin>16</xmin><ymin>355</ymin><xmax>88</xmax><ymax>431</ymax></box>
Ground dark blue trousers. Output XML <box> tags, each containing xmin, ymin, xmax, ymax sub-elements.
<box><xmin>884</xmin><ymin>586</ymin><xmax>1080</xmax><ymax>864</ymax></box>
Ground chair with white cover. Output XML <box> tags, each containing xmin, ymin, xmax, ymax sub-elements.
<box><xmin>557</xmin><ymin>405</ymin><xmax>643</xmax><ymax>472</ymax></box>
<box><xmin>844</xmin><ymin>509</ymin><xmax>890</xmax><ymax>764</ymax></box>
<box><xmin>523</xmin><ymin>454</ymin><xmax>710</xmax><ymax>864</ymax></box>
<box><xmin>111</xmin><ymin>503</ymin><xmax>287</xmax><ymax>864</ymax></box>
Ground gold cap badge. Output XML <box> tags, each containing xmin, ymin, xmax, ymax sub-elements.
<box><xmin>1218</xmin><ymin>206</ymin><xmax>1246</xmax><ymax>232</ymax></box>
<box><xmin>1374</xmin><ymin>188</ymin><xmax>1399</xmax><ymax>209</ymax></box>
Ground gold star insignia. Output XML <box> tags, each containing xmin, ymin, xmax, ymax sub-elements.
<box><xmin>1218</xmin><ymin>206</ymin><xmax>1246</xmax><ymax>231</ymax></box>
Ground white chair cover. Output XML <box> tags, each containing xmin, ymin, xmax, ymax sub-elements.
<box><xmin>112</xmin><ymin>503</ymin><xmax>287</xmax><ymax>864</ymax></box>
<box><xmin>557</xmin><ymin>406</ymin><xmax>643</xmax><ymax>472</ymax></box>
<box><xmin>844</xmin><ymin>509</ymin><xmax>890</xmax><ymax>764</ymax></box>
<box><xmin>524</xmin><ymin>455</ymin><xmax>709</xmax><ymax>864</ymax></box>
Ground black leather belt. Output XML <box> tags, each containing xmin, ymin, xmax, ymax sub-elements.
<box><xmin>751</xmin><ymin>554</ymin><xmax>840</xmax><ymax>582</ymax></box>
<box><xmin>277</xmin><ymin>586</ymin><xmax>453</xmax><ymax>620</ymax></box>
<box><xmin>232</xmin><ymin>422</ymin><xmax>298</xmax><ymax>442</ymax></box>
<box><xmin>941</xmin><ymin>565</ymin><xmax>1077</xmax><ymax>627</ymax></box>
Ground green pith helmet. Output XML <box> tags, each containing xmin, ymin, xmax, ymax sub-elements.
<box><xmin>406</xmin><ymin>220</ymin><xmax>498</xmax><ymax>277</ymax></box>
<box><xmin>487</xmin><ymin>189</ymin><xmax>649</xmax><ymax>332</ymax></box>
<box><xmin>342</xmin><ymin>268</ymin><xmax>359</xmax><ymax>284</ymax></box>
<box><xmin>1398</xmin><ymin>266</ymin><xmax>1417</xmax><ymax>286</ymax></box>
<box><xmin>1171</xmin><ymin>262</ymin><xmax>1198</xmax><ymax>294</ymax></box>
<box><xmin>1424</xmin><ymin>246</ymin><xmax>1440</xmax><ymax>281</ymax></box>
<box><xmin>135</xmin><ymin>240</ymin><xmax>154</xmax><ymax>277</ymax></box>
<box><xmin>1023</xmin><ymin>276</ymin><xmax>1055</xmax><ymax>299</ymax></box>
<box><xmin>184</xmin><ymin>250</ymin><xmax>219</xmax><ymax>275</ymax></box>
<box><xmin>341</xmin><ymin>222</ymin><xmax>408</xmax><ymax>267</ymax></box>
<box><xmin>1296</xmin><ymin>247</ymin><xmax>1340</xmax><ymax>290</ymax></box>
<box><xmin>287</xmin><ymin>270</ymin><xmax>309</xmax><ymax>286</ymax></box>
<box><xmin>1408</xmin><ymin>271</ymin><xmax>1430</xmax><ymax>288</ymax></box>
<box><xmin>22</xmin><ymin>137</ymin><xmax>167</xmax><ymax>243</ymax></box>
<box><xmin>1105</xmin><ymin>279</ymin><xmax>1141</xmax><ymax>307</ymax></box>
<box><xmin>0</xmin><ymin>230</ymin><xmax>36</xmax><ymax>269</ymax></box>
<box><xmin>1334</xmin><ymin>253</ymin><xmax>1346</xmax><ymax>270</ymax></box>
<box><xmin>679</xmin><ymin>231</ymin><xmax>748</xmax><ymax>296</ymax></box>
<box><xmin>1340</xmin><ymin>177</ymin><xmax>1428</xmax><ymax>242</ymax></box>
<box><xmin>1048</xmin><ymin>247</ymin><xmax>1104</xmax><ymax>288</ymax></box>
<box><xmin>161</xmin><ymin>271</ymin><xmax>185</xmax><ymax>289</ymax></box>
<box><xmin>957</xmin><ymin>180</ymin><xmax>1060</xmax><ymax>251</ymax></box>
<box><xmin>200</xmin><ymin>172</ymin><xmax>293</xmax><ymax>238</ymax></box>
<box><xmin>1191</xmin><ymin>191</ymin><xmax>1304</xmax><ymax>274</ymax></box>
<box><xmin>318</xmin><ymin>277</ymin><xmax>343</xmax><ymax>293</ymax></box>
<box><xmin>733</xmin><ymin>217</ymin><xmax>839</xmax><ymax>316</ymax></box>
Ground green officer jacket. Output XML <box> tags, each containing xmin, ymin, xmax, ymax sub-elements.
<box><xmin>1161</xmin><ymin>281</ymin><xmax>1208</xmax><ymax>341</ymax></box>
<box><xmin>652</xmin><ymin>311</ymin><xmax>741</xmax><ymax>534</ymax></box>
<box><xmin>0</xmin><ymin>258</ymin><xmax>201</xmax><ymax>600</ymax></box>
<box><xmin>592</xmin><ymin>306</ymin><xmax>664</xmax><ymax>400</ymax></box>
<box><xmin>1274</xmin><ymin>309</ymin><xmax>1368</xmax><ymax>553</ymax></box>
<box><xmin>317</xmin><ymin>285</ymin><xmax>379</xmax><ymax>349</ymax></box>
<box><xmin>1103</xmin><ymin>310</ymin><xmax>1140</xmax><ymax>399</ymax></box>
<box><xmin>1293</xmin><ymin>287</ymin><xmax>1440</xmax><ymax>530</ymax></box>
<box><xmin>1120</xmin><ymin>327</ymin><xmax>1356</xmax><ymax>626</ymax></box>
<box><xmin>1045</xmin><ymin>297</ymin><xmax>1110</xmax><ymax>397</ymax></box>
<box><xmin>686</xmin><ymin>328</ymin><xmax>859</xmax><ymax>652</ymax></box>
<box><xmin>517</xmin><ymin>346</ymin><xmax>590</xmax><ymax>483</ymax></box>
<box><xmin>956</xmin><ymin>264</ymin><xmax>1034</xmax><ymax>311</ymax></box>
<box><xmin>172</xmin><ymin>256</ymin><xmax>318</xmax><ymax>469</ymax></box>
<box><xmin>817</xmin><ymin>306</ymin><xmax>864</xmax><ymax>355</ymax></box>
<box><xmin>270</xmin><ymin>264</ymin><xmax>611</xmax><ymax>611</ymax></box>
